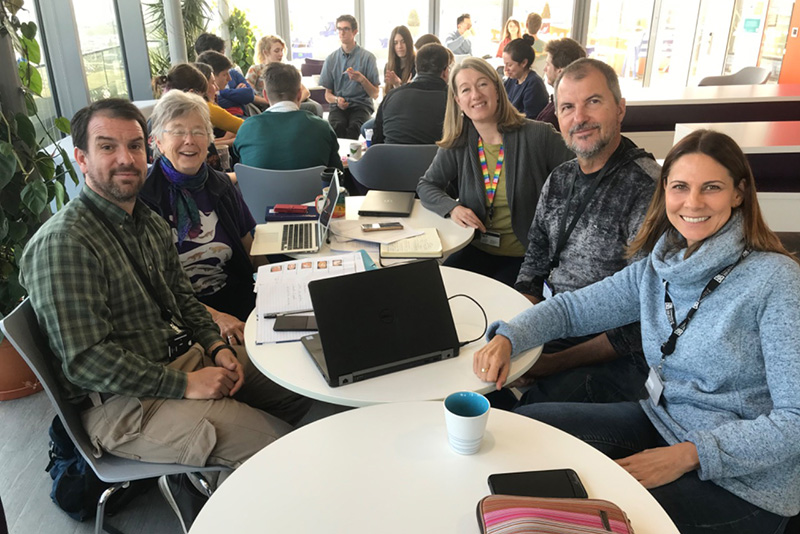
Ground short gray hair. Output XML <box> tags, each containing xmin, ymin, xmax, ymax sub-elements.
<box><xmin>150</xmin><ymin>90</ymin><xmax>213</xmax><ymax>157</ymax></box>
<box><xmin>553</xmin><ymin>57</ymin><xmax>622</xmax><ymax>109</ymax></box>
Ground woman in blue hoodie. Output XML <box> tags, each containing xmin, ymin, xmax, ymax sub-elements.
<box><xmin>474</xmin><ymin>129</ymin><xmax>800</xmax><ymax>534</ymax></box>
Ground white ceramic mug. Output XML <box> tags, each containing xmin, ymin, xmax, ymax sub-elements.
<box><xmin>443</xmin><ymin>391</ymin><xmax>490</xmax><ymax>455</ymax></box>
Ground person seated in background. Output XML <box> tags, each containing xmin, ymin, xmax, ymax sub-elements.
<box><xmin>373</xmin><ymin>43</ymin><xmax>452</xmax><ymax>145</ymax></box>
<box><xmin>20</xmin><ymin>97</ymin><xmax>310</xmax><ymax>532</ymax></box>
<box><xmin>525</xmin><ymin>12</ymin><xmax>542</xmax><ymax>42</ymax></box>
<box><xmin>151</xmin><ymin>63</ymin><xmax>240</xmax><ymax>161</ymax></box>
<box><xmin>475</xmin><ymin>129</ymin><xmax>800</xmax><ymax>534</ymax></box>
<box><xmin>319</xmin><ymin>14</ymin><xmax>379</xmax><ymax>139</ymax></box>
<box><xmin>194</xmin><ymin>32</ymin><xmax>269</xmax><ymax>113</ymax></box>
<box><xmin>233</xmin><ymin>62</ymin><xmax>342</xmax><ymax>172</ymax></box>
<box><xmin>384</xmin><ymin>26</ymin><xmax>417</xmax><ymax>94</ymax></box>
<box><xmin>536</xmin><ymin>37</ymin><xmax>587</xmax><ymax>130</ymax></box>
<box><xmin>512</xmin><ymin>58</ymin><xmax>659</xmax><ymax>406</ymax></box>
<box><xmin>415</xmin><ymin>33</ymin><xmax>441</xmax><ymax>50</ymax></box>
<box><xmin>502</xmin><ymin>37</ymin><xmax>548</xmax><ymax>119</ymax></box>
<box><xmin>417</xmin><ymin>58</ymin><xmax>573</xmax><ymax>287</ymax></box>
<box><xmin>496</xmin><ymin>18</ymin><xmax>522</xmax><ymax>58</ymax></box>
<box><xmin>446</xmin><ymin>13</ymin><xmax>473</xmax><ymax>56</ymax></box>
<box><xmin>245</xmin><ymin>35</ymin><xmax>323</xmax><ymax>117</ymax></box>
<box><xmin>191</xmin><ymin>62</ymin><xmax>243</xmax><ymax>143</ymax></box>
<box><xmin>140</xmin><ymin>90</ymin><xmax>263</xmax><ymax>343</ymax></box>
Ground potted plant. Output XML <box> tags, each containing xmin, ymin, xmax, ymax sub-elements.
<box><xmin>1</xmin><ymin>0</ymin><xmax>77</xmax><ymax>399</ymax></box>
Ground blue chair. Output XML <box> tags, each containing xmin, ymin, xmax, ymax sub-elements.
<box><xmin>234</xmin><ymin>164</ymin><xmax>326</xmax><ymax>224</ymax></box>
<box><xmin>348</xmin><ymin>144</ymin><xmax>439</xmax><ymax>193</ymax></box>
<box><xmin>0</xmin><ymin>300</ymin><xmax>229</xmax><ymax>534</ymax></box>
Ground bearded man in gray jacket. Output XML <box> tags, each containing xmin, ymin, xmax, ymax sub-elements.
<box><xmin>513</xmin><ymin>58</ymin><xmax>660</xmax><ymax>406</ymax></box>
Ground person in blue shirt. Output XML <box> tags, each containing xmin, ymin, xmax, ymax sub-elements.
<box><xmin>474</xmin><ymin>130</ymin><xmax>800</xmax><ymax>534</ymax></box>
<box><xmin>445</xmin><ymin>13</ymin><xmax>473</xmax><ymax>56</ymax></box>
<box><xmin>319</xmin><ymin>14</ymin><xmax>380</xmax><ymax>140</ymax></box>
<box><xmin>194</xmin><ymin>32</ymin><xmax>269</xmax><ymax>113</ymax></box>
<box><xmin>502</xmin><ymin>36</ymin><xmax>548</xmax><ymax>119</ymax></box>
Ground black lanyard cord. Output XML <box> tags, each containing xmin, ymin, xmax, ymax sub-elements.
<box><xmin>660</xmin><ymin>248</ymin><xmax>751</xmax><ymax>359</ymax></box>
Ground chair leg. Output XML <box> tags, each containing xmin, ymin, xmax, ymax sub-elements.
<box><xmin>94</xmin><ymin>482</ymin><xmax>129</xmax><ymax>534</ymax></box>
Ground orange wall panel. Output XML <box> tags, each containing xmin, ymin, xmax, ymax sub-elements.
<box><xmin>779</xmin><ymin>2</ymin><xmax>800</xmax><ymax>83</ymax></box>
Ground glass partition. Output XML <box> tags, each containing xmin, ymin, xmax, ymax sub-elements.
<box><xmin>72</xmin><ymin>0</ymin><xmax>129</xmax><ymax>101</ymax></box>
<box><xmin>287</xmin><ymin>0</ymin><xmax>355</xmax><ymax>60</ymax></box>
<box><xmin>363</xmin><ymin>1</ymin><xmax>430</xmax><ymax>65</ymax></box>
<box><xmin>439</xmin><ymin>0</ymin><xmax>504</xmax><ymax>58</ymax></box>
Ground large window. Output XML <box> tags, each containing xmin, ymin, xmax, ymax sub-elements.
<box><xmin>287</xmin><ymin>0</ymin><xmax>355</xmax><ymax>60</ymax></box>
<box><xmin>363</xmin><ymin>1</ymin><xmax>430</xmax><ymax>65</ymax></box>
<box><xmin>440</xmin><ymin>0</ymin><xmax>504</xmax><ymax>58</ymax></box>
<box><xmin>512</xmin><ymin>0</ymin><xmax>574</xmax><ymax>40</ymax></box>
<box><xmin>586</xmin><ymin>0</ymin><xmax>655</xmax><ymax>88</ymax></box>
<box><xmin>73</xmin><ymin>0</ymin><xmax>129</xmax><ymax>101</ymax></box>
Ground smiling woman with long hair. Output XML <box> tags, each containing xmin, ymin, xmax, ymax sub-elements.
<box><xmin>475</xmin><ymin>129</ymin><xmax>800</xmax><ymax>534</ymax></box>
<box><xmin>417</xmin><ymin>57</ymin><xmax>572</xmax><ymax>287</ymax></box>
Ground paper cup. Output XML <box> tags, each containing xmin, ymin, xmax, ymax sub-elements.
<box><xmin>443</xmin><ymin>391</ymin><xmax>490</xmax><ymax>455</ymax></box>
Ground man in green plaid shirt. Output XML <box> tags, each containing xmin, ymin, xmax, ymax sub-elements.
<box><xmin>20</xmin><ymin>99</ymin><xmax>309</xmax><ymax>528</ymax></box>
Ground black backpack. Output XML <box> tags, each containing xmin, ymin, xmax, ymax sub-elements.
<box><xmin>45</xmin><ymin>415</ymin><xmax>111</xmax><ymax>521</ymax></box>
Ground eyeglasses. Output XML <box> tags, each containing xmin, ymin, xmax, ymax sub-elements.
<box><xmin>336</xmin><ymin>26</ymin><xmax>352</xmax><ymax>33</ymax></box>
<box><xmin>163</xmin><ymin>129</ymin><xmax>209</xmax><ymax>140</ymax></box>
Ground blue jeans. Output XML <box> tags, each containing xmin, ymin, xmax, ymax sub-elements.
<box><xmin>443</xmin><ymin>243</ymin><xmax>523</xmax><ymax>288</ymax></box>
<box><xmin>514</xmin><ymin>402</ymin><xmax>789</xmax><ymax>534</ymax></box>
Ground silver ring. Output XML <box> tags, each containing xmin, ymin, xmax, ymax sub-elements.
<box><xmin>481</xmin><ymin>368</ymin><xmax>487</xmax><ymax>373</ymax></box>
<box><xmin>227</xmin><ymin>335</ymin><xmax>233</xmax><ymax>342</ymax></box>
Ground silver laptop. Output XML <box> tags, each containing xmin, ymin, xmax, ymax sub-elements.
<box><xmin>357</xmin><ymin>191</ymin><xmax>415</xmax><ymax>217</ymax></box>
<box><xmin>256</xmin><ymin>171</ymin><xmax>340</xmax><ymax>254</ymax></box>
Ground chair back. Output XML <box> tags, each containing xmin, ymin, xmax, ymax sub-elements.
<box><xmin>348</xmin><ymin>144</ymin><xmax>439</xmax><ymax>193</ymax></box>
<box><xmin>234</xmin><ymin>163</ymin><xmax>326</xmax><ymax>223</ymax></box>
<box><xmin>698</xmin><ymin>66</ymin><xmax>770</xmax><ymax>86</ymax></box>
<box><xmin>0</xmin><ymin>299</ymin><xmax>224</xmax><ymax>484</ymax></box>
<box><xmin>301</xmin><ymin>63</ymin><xmax>322</xmax><ymax>76</ymax></box>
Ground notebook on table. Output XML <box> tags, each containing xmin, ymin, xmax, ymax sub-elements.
<box><xmin>256</xmin><ymin>171</ymin><xmax>340</xmax><ymax>254</ymax></box>
<box><xmin>300</xmin><ymin>259</ymin><xmax>460</xmax><ymax>387</ymax></box>
<box><xmin>357</xmin><ymin>191</ymin><xmax>415</xmax><ymax>217</ymax></box>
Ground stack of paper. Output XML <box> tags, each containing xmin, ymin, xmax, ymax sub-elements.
<box><xmin>254</xmin><ymin>253</ymin><xmax>366</xmax><ymax>344</ymax></box>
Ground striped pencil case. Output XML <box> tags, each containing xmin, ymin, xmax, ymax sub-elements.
<box><xmin>477</xmin><ymin>495</ymin><xmax>635</xmax><ymax>533</ymax></box>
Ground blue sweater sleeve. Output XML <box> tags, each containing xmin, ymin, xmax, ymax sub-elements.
<box><xmin>687</xmin><ymin>258</ymin><xmax>800</xmax><ymax>480</ymax></box>
<box><xmin>492</xmin><ymin>257</ymin><xmax>646</xmax><ymax>356</ymax></box>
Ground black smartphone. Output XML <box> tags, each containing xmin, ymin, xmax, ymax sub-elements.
<box><xmin>273</xmin><ymin>315</ymin><xmax>318</xmax><ymax>331</ymax></box>
<box><xmin>487</xmin><ymin>469</ymin><xmax>588</xmax><ymax>499</ymax></box>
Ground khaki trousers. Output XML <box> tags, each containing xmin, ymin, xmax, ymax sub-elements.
<box><xmin>81</xmin><ymin>344</ymin><xmax>311</xmax><ymax>469</ymax></box>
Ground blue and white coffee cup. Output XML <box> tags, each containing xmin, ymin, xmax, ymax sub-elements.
<box><xmin>443</xmin><ymin>391</ymin><xmax>490</xmax><ymax>455</ymax></box>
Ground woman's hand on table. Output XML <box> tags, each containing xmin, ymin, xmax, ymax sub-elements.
<box><xmin>474</xmin><ymin>335</ymin><xmax>513</xmax><ymax>390</ymax></box>
<box><xmin>616</xmin><ymin>442</ymin><xmax>700</xmax><ymax>489</ymax></box>
<box><xmin>449</xmin><ymin>206</ymin><xmax>486</xmax><ymax>233</ymax></box>
<box><xmin>215</xmin><ymin>311</ymin><xmax>245</xmax><ymax>345</ymax></box>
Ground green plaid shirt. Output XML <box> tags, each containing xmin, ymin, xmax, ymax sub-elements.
<box><xmin>19</xmin><ymin>187</ymin><xmax>223</xmax><ymax>402</ymax></box>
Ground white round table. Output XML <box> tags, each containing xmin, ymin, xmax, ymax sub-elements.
<box><xmin>244</xmin><ymin>266</ymin><xmax>539</xmax><ymax>407</ymax></box>
<box><xmin>189</xmin><ymin>402</ymin><xmax>679</xmax><ymax>534</ymax></box>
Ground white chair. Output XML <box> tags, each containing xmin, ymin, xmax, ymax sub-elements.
<box><xmin>0</xmin><ymin>300</ymin><xmax>229</xmax><ymax>534</ymax></box>
<box><xmin>348</xmin><ymin>144</ymin><xmax>439</xmax><ymax>193</ymax></box>
<box><xmin>698</xmin><ymin>66</ymin><xmax>770</xmax><ymax>86</ymax></box>
<box><xmin>233</xmin><ymin>164</ymin><xmax>326</xmax><ymax>223</ymax></box>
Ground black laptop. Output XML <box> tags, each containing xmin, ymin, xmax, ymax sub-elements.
<box><xmin>357</xmin><ymin>190</ymin><xmax>415</xmax><ymax>217</ymax></box>
<box><xmin>300</xmin><ymin>260</ymin><xmax>460</xmax><ymax>387</ymax></box>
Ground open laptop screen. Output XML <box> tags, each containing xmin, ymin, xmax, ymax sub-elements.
<box><xmin>318</xmin><ymin>171</ymin><xmax>340</xmax><ymax>244</ymax></box>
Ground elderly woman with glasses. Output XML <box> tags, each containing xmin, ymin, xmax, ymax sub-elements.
<box><xmin>140</xmin><ymin>90</ymin><xmax>262</xmax><ymax>345</ymax></box>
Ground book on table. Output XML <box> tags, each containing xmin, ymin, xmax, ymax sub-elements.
<box><xmin>379</xmin><ymin>228</ymin><xmax>442</xmax><ymax>259</ymax></box>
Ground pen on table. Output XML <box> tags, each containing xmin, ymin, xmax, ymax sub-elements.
<box><xmin>263</xmin><ymin>309</ymin><xmax>314</xmax><ymax>319</ymax></box>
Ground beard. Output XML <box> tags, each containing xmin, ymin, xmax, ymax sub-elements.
<box><xmin>566</xmin><ymin>121</ymin><xmax>615</xmax><ymax>160</ymax></box>
<box><xmin>87</xmin><ymin>165</ymin><xmax>145</xmax><ymax>204</ymax></box>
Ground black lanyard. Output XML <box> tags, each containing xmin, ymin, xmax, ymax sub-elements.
<box><xmin>79</xmin><ymin>192</ymin><xmax>187</xmax><ymax>335</ymax></box>
<box><xmin>549</xmin><ymin>152</ymin><xmax>620</xmax><ymax>272</ymax></box>
<box><xmin>659</xmin><ymin>248</ymin><xmax>750</xmax><ymax>359</ymax></box>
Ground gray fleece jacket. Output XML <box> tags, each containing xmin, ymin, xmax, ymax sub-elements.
<box><xmin>493</xmin><ymin>212</ymin><xmax>800</xmax><ymax>516</ymax></box>
<box><xmin>417</xmin><ymin>120</ymin><xmax>573</xmax><ymax>250</ymax></box>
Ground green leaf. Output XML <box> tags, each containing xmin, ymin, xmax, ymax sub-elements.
<box><xmin>14</xmin><ymin>113</ymin><xmax>36</xmax><ymax>148</ymax></box>
<box><xmin>7</xmin><ymin>221</ymin><xmax>27</xmax><ymax>242</ymax></box>
<box><xmin>0</xmin><ymin>209</ymin><xmax>8</xmax><ymax>242</ymax></box>
<box><xmin>53</xmin><ymin>180</ymin><xmax>66</xmax><ymax>210</ymax></box>
<box><xmin>35</xmin><ymin>152</ymin><xmax>56</xmax><ymax>180</ymax></box>
<box><xmin>55</xmin><ymin>117</ymin><xmax>71</xmax><ymax>135</ymax></box>
<box><xmin>0</xmin><ymin>143</ymin><xmax>17</xmax><ymax>188</ymax></box>
<box><xmin>20</xmin><ymin>180</ymin><xmax>48</xmax><ymax>216</ymax></box>
<box><xmin>21</xmin><ymin>37</ymin><xmax>41</xmax><ymax>64</ymax></box>
<box><xmin>18</xmin><ymin>62</ymin><xmax>43</xmax><ymax>96</ymax></box>
<box><xmin>25</xmin><ymin>92</ymin><xmax>38</xmax><ymax>115</ymax></box>
<box><xmin>57</xmin><ymin>146</ymin><xmax>79</xmax><ymax>185</ymax></box>
<box><xmin>20</xmin><ymin>21</ymin><xmax>37</xmax><ymax>40</ymax></box>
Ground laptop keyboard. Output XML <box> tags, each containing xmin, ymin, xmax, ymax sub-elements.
<box><xmin>281</xmin><ymin>223</ymin><xmax>314</xmax><ymax>251</ymax></box>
